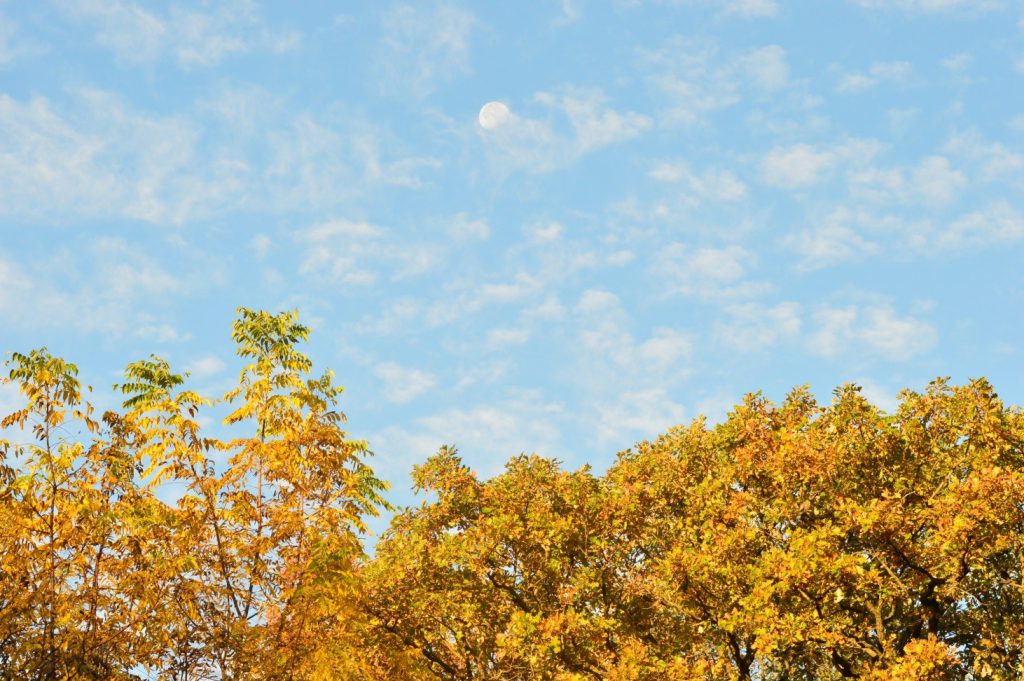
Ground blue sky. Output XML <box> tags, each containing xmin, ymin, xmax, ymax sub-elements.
<box><xmin>1</xmin><ymin>0</ymin><xmax>1022</xmax><ymax>511</ymax></box>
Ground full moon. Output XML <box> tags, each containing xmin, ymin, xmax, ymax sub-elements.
<box><xmin>478</xmin><ymin>101</ymin><xmax>511</xmax><ymax>130</ymax></box>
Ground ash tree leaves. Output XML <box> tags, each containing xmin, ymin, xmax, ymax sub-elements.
<box><xmin>0</xmin><ymin>309</ymin><xmax>391</xmax><ymax>680</ymax></box>
<box><xmin>2</xmin><ymin>311</ymin><xmax>1023</xmax><ymax>679</ymax></box>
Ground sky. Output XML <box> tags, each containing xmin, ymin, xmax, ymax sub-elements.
<box><xmin>1</xmin><ymin>0</ymin><xmax>1022</xmax><ymax>512</ymax></box>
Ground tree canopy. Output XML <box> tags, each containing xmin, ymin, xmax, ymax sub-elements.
<box><xmin>1</xmin><ymin>309</ymin><xmax>1022</xmax><ymax>679</ymax></box>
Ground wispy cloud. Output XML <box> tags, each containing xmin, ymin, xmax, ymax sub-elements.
<box><xmin>592</xmin><ymin>388</ymin><xmax>688</xmax><ymax>446</ymax></box>
<box><xmin>810</xmin><ymin>302</ymin><xmax>937</xmax><ymax>361</ymax></box>
<box><xmin>654</xmin><ymin>243</ymin><xmax>767</xmax><ymax>299</ymax></box>
<box><xmin>648</xmin><ymin>160</ymin><xmax>748</xmax><ymax>202</ymax></box>
<box><xmin>0</xmin><ymin>88</ymin><xmax>439</xmax><ymax>224</ymax></box>
<box><xmin>849</xmin><ymin>0</ymin><xmax>1003</xmax><ymax>12</ymax></box>
<box><xmin>642</xmin><ymin>39</ymin><xmax>791</xmax><ymax>127</ymax></box>
<box><xmin>63</xmin><ymin>0</ymin><xmax>299</xmax><ymax>68</ymax></box>
<box><xmin>934</xmin><ymin>201</ymin><xmax>1024</xmax><ymax>249</ymax></box>
<box><xmin>628</xmin><ymin>0</ymin><xmax>779</xmax><ymax>19</ymax></box>
<box><xmin>715</xmin><ymin>302</ymin><xmax>802</xmax><ymax>352</ymax></box>
<box><xmin>783</xmin><ymin>211</ymin><xmax>881</xmax><ymax>271</ymax></box>
<box><xmin>0</xmin><ymin>238</ymin><xmax>192</xmax><ymax>340</ymax></box>
<box><xmin>480</xmin><ymin>87</ymin><xmax>650</xmax><ymax>174</ymax></box>
<box><xmin>376</xmin><ymin>2</ymin><xmax>476</xmax><ymax>98</ymax></box>
<box><xmin>374</xmin><ymin>362</ymin><xmax>438</xmax><ymax>403</ymax></box>
<box><xmin>372</xmin><ymin>390</ymin><xmax>565</xmax><ymax>477</ymax></box>
<box><xmin>836</xmin><ymin>61</ymin><xmax>913</xmax><ymax>93</ymax></box>
<box><xmin>0</xmin><ymin>12</ymin><xmax>42</xmax><ymax>66</ymax></box>
<box><xmin>298</xmin><ymin>219</ymin><xmax>442</xmax><ymax>287</ymax></box>
<box><xmin>759</xmin><ymin>139</ymin><xmax>884</xmax><ymax>189</ymax></box>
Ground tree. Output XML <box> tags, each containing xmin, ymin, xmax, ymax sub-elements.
<box><xmin>362</xmin><ymin>380</ymin><xmax>1024</xmax><ymax>680</ymax></box>
<box><xmin>3</xmin><ymin>316</ymin><xmax>1023</xmax><ymax>680</ymax></box>
<box><xmin>0</xmin><ymin>309</ymin><xmax>390</xmax><ymax>680</ymax></box>
<box><xmin>0</xmin><ymin>349</ymin><xmax>164</xmax><ymax>678</ymax></box>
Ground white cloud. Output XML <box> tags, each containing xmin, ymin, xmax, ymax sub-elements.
<box><xmin>648</xmin><ymin>160</ymin><xmax>748</xmax><ymax>202</ymax></box>
<box><xmin>298</xmin><ymin>219</ymin><xmax>442</xmax><ymax>286</ymax></box>
<box><xmin>942</xmin><ymin>52</ymin><xmax>973</xmax><ymax>79</ymax></box>
<box><xmin>837</xmin><ymin>61</ymin><xmax>913</xmax><ymax>93</ymax></box>
<box><xmin>575</xmin><ymin>289</ymin><xmax>620</xmax><ymax>314</ymax></box>
<box><xmin>136</xmin><ymin>322</ymin><xmax>187</xmax><ymax>342</ymax></box>
<box><xmin>810</xmin><ymin>303</ymin><xmax>937</xmax><ymax>361</ymax></box>
<box><xmin>606</xmin><ymin>250</ymin><xmax>636</xmax><ymax>266</ymax></box>
<box><xmin>446</xmin><ymin>213</ymin><xmax>491</xmax><ymax>241</ymax></box>
<box><xmin>654</xmin><ymin>243</ymin><xmax>765</xmax><ymax>299</ymax></box>
<box><xmin>477</xmin><ymin>273</ymin><xmax>545</xmax><ymax>305</ymax></box>
<box><xmin>715</xmin><ymin>302</ymin><xmax>802</xmax><ymax>351</ymax></box>
<box><xmin>529</xmin><ymin>221</ymin><xmax>564</xmax><ymax>241</ymax></box>
<box><xmin>725</xmin><ymin>0</ymin><xmax>780</xmax><ymax>17</ymax></box>
<box><xmin>353</xmin><ymin>133</ymin><xmax>442</xmax><ymax>189</ymax></box>
<box><xmin>760</xmin><ymin>144</ymin><xmax>839</xmax><ymax>188</ymax></box>
<box><xmin>249</xmin><ymin>234</ymin><xmax>272</xmax><ymax>258</ymax></box>
<box><xmin>760</xmin><ymin>139</ymin><xmax>884</xmax><ymax>189</ymax></box>
<box><xmin>65</xmin><ymin>0</ymin><xmax>299</xmax><ymax>68</ymax></box>
<box><xmin>487</xmin><ymin>327</ymin><xmax>531</xmax><ymax>347</ymax></box>
<box><xmin>483</xmin><ymin>88</ymin><xmax>649</xmax><ymax>174</ymax></box>
<box><xmin>846</xmin><ymin>154</ymin><xmax>965</xmax><ymax>205</ymax></box>
<box><xmin>0</xmin><ymin>16</ymin><xmax>17</xmax><ymax>66</ymax></box>
<box><xmin>737</xmin><ymin>45</ymin><xmax>789</xmax><ymax>90</ymax></box>
<box><xmin>642</xmin><ymin>38</ymin><xmax>741</xmax><ymax>126</ymax></box>
<box><xmin>912</xmin><ymin>155</ymin><xmax>966</xmax><ymax>204</ymax></box>
<box><xmin>637</xmin><ymin>328</ymin><xmax>696</xmax><ymax>367</ymax></box>
<box><xmin>935</xmin><ymin>202</ymin><xmax>1024</xmax><ymax>249</ymax></box>
<box><xmin>0</xmin><ymin>239</ymin><xmax>191</xmax><ymax>339</ymax></box>
<box><xmin>571</xmin><ymin>290</ymin><xmax>693</xmax><ymax>390</ymax></box>
<box><xmin>784</xmin><ymin>217</ymin><xmax>880</xmax><ymax>271</ymax></box>
<box><xmin>564</xmin><ymin>291</ymin><xmax>693</xmax><ymax>446</ymax></box>
<box><xmin>187</xmin><ymin>355</ymin><xmax>227</xmax><ymax>378</ymax></box>
<box><xmin>377</xmin><ymin>2</ymin><xmax>476</xmax><ymax>98</ymax></box>
<box><xmin>851</xmin><ymin>377</ymin><xmax>900</xmax><ymax>413</ymax></box>
<box><xmin>372</xmin><ymin>391</ymin><xmax>565</xmax><ymax>477</ymax></box>
<box><xmin>640</xmin><ymin>0</ymin><xmax>778</xmax><ymax>18</ymax></box>
<box><xmin>943</xmin><ymin>129</ymin><xmax>1024</xmax><ymax>183</ymax></box>
<box><xmin>0</xmin><ymin>90</ymin><xmax>207</xmax><ymax>223</ymax></box>
<box><xmin>593</xmin><ymin>388</ymin><xmax>688</xmax><ymax>446</ymax></box>
<box><xmin>849</xmin><ymin>0</ymin><xmax>1003</xmax><ymax>11</ymax></box>
<box><xmin>525</xmin><ymin>296</ymin><xmax>566</xmax><ymax>321</ymax></box>
<box><xmin>0</xmin><ymin>13</ymin><xmax>41</xmax><ymax>66</ymax></box>
<box><xmin>374</xmin><ymin>362</ymin><xmax>437</xmax><ymax>403</ymax></box>
<box><xmin>306</xmin><ymin>219</ymin><xmax>385</xmax><ymax>241</ymax></box>
<box><xmin>542</xmin><ymin>89</ymin><xmax>651</xmax><ymax>153</ymax></box>
<box><xmin>454</xmin><ymin>360</ymin><xmax>512</xmax><ymax>390</ymax></box>
<box><xmin>643</xmin><ymin>40</ymin><xmax>792</xmax><ymax>128</ymax></box>
<box><xmin>0</xmin><ymin>88</ymin><xmax>432</xmax><ymax>223</ymax></box>
<box><xmin>557</xmin><ymin>0</ymin><xmax>582</xmax><ymax>24</ymax></box>
<box><xmin>299</xmin><ymin>221</ymin><xmax>384</xmax><ymax>285</ymax></box>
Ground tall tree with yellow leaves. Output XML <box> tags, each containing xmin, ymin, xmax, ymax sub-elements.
<box><xmin>1</xmin><ymin>309</ymin><xmax>391</xmax><ymax>680</ymax></box>
<box><xmin>0</xmin><ymin>349</ymin><xmax>167</xmax><ymax>678</ymax></box>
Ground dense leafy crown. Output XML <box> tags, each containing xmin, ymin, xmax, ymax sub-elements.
<box><xmin>1</xmin><ymin>309</ymin><xmax>1022</xmax><ymax>680</ymax></box>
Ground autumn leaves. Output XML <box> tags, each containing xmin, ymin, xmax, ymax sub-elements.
<box><xmin>367</xmin><ymin>384</ymin><xmax>1024</xmax><ymax>679</ymax></box>
<box><xmin>0</xmin><ymin>310</ymin><xmax>388</xmax><ymax>679</ymax></box>
<box><xmin>2</xmin><ymin>310</ymin><xmax>1023</xmax><ymax>679</ymax></box>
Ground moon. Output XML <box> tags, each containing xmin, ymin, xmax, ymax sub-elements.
<box><xmin>478</xmin><ymin>101</ymin><xmax>511</xmax><ymax>130</ymax></box>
